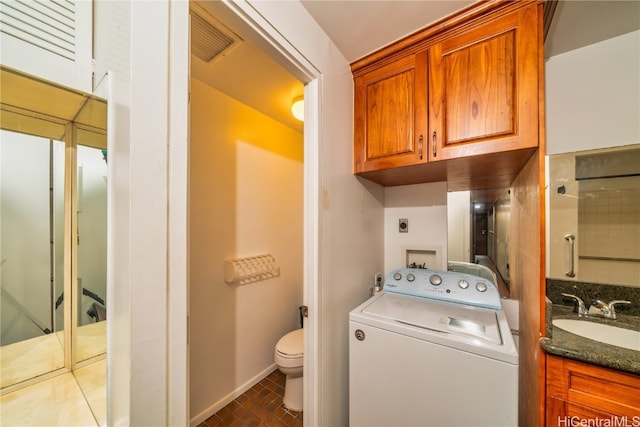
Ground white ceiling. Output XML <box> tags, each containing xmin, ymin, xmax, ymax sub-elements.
<box><xmin>299</xmin><ymin>0</ymin><xmax>475</xmax><ymax>63</ymax></box>
<box><xmin>191</xmin><ymin>1</ymin><xmax>640</xmax><ymax>132</ymax></box>
<box><xmin>544</xmin><ymin>0</ymin><xmax>640</xmax><ymax>58</ymax></box>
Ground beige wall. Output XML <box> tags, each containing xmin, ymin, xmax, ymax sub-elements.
<box><xmin>447</xmin><ymin>191</ymin><xmax>471</xmax><ymax>263</ymax></box>
<box><xmin>383</xmin><ymin>182</ymin><xmax>448</xmax><ymax>273</ymax></box>
<box><xmin>495</xmin><ymin>196</ymin><xmax>511</xmax><ymax>284</ymax></box>
<box><xmin>189</xmin><ymin>79</ymin><xmax>304</xmax><ymax>420</ymax></box>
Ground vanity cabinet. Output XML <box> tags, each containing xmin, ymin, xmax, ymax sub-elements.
<box><xmin>545</xmin><ymin>354</ymin><xmax>640</xmax><ymax>423</ymax></box>
<box><xmin>352</xmin><ymin>0</ymin><xmax>542</xmax><ymax>188</ymax></box>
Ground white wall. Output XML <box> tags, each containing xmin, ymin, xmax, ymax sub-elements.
<box><xmin>93</xmin><ymin>1</ymin><xmax>133</xmax><ymax>424</ymax></box>
<box><xmin>0</xmin><ymin>133</ymin><xmax>60</xmax><ymax>344</ymax></box>
<box><xmin>76</xmin><ymin>146</ymin><xmax>108</xmax><ymax>326</ymax></box>
<box><xmin>189</xmin><ymin>79</ymin><xmax>304</xmax><ymax>421</ymax></box>
<box><xmin>96</xmin><ymin>1</ymin><xmax>190</xmax><ymax>425</ymax></box>
<box><xmin>384</xmin><ymin>182</ymin><xmax>448</xmax><ymax>274</ymax></box>
<box><xmin>0</xmin><ymin>127</ymin><xmax>107</xmax><ymax>344</ymax></box>
<box><xmin>546</xmin><ymin>30</ymin><xmax>640</xmax><ymax>155</ymax></box>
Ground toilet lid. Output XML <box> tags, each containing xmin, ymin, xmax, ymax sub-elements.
<box><xmin>276</xmin><ymin>328</ymin><xmax>303</xmax><ymax>357</ymax></box>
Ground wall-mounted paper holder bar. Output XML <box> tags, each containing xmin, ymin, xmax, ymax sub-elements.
<box><xmin>224</xmin><ymin>254</ymin><xmax>280</xmax><ymax>285</ymax></box>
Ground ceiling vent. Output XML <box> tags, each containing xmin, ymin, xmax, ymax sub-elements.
<box><xmin>190</xmin><ymin>8</ymin><xmax>242</xmax><ymax>64</ymax></box>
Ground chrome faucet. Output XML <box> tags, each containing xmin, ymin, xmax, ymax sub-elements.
<box><xmin>561</xmin><ymin>293</ymin><xmax>632</xmax><ymax>320</ymax></box>
<box><xmin>587</xmin><ymin>298</ymin><xmax>632</xmax><ymax>320</ymax></box>
<box><xmin>562</xmin><ymin>293</ymin><xmax>588</xmax><ymax>316</ymax></box>
<box><xmin>588</xmin><ymin>299</ymin><xmax>610</xmax><ymax>317</ymax></box>
<box><xmin>604</xmin><ymin>300</ymin><xmax>631</xmax><ymax>320</ymax></box>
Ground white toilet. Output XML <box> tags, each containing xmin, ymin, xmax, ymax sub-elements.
<box><xmin>274</xmin><ymin>328</ymin><xmax>304</xmax><ymax>411</ymax></box>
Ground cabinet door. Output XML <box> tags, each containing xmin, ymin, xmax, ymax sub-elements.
<box><xmin>546</xmin><ymin>354</ymin><xmax>640</xmax><ymax>420</ymax></box>
<box><xmin>429</xmin><ymin>4</ymin><xmax>539</xmax><ymax>161</ymax></box>
<box><xmin>354</xmin><ymin>51</ymin><xmax>428</xmax><ymax>173</ymax></box>
<box><xmin>546</xmin><ymin>396</ymin><xmax>617</xmax><ymax>426</ymax></box>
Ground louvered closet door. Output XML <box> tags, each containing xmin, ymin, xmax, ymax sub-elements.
<box><xmin>0</xmin><ymin>0</ymin><xmax>92</xmax><ymax>92</ymax></box>
<box><xmin>0</xmin><ymin>0</ymin><xmax>76</xmax><ymax>60</ymax></box>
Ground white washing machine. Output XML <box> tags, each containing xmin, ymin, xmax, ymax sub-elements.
<box><xmin>349</xmin><ymin>268</ymin><xmax>518</xmax><ymax>427</ymax></box>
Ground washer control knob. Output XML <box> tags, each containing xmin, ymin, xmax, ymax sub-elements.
<box><xmin>429</xmin><ymin>274</ymin><xmax>442</xmax><ymax>286</ymax></box>
<box><xmin>354</xmin><ymin>329</ymin><xmax>365</xmax><ymax>341</ymax></box>
<box><xmin>475</xmin><ymin>282</ymin><xmax>488</xmax><ymax>292</ymax></box>
<box><xmin>406</xmin><ymin>273</ymin><xmax>415</xmax><ymax>282</ymax></box>
<box><xmin>393</xmin><ymin>272</ymin><xmax>402</xmax><ymax>281</ymax></box>
<box><xmin>458</xmin><ymin>279</ymin><xmax>469</xmax><ymax>289</ymax></box>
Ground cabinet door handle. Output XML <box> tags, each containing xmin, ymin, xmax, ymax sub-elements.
<box><xmin>418</xmin><ymin>135</ymin><xmax>423</xmax><ymax>160</ymax></box>
<box><xmin>432</xmin><ymin>131</ymin><xmax>437</xmax><ymax>158</ymax></box>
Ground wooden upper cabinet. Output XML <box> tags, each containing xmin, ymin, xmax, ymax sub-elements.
<box><xmin>429</xmin><ymin>4</ymin><xmax>539</xmax><ymax>161</ymax></box>
<box><xmin>351</xmin><ymin>0</ymin><xmax>542</xmax><ymax>187</ymax></box>
<box><xmin>354</xmin><ymin>51</ymin><xmax>428</xmax><ymax>173</ymax></box>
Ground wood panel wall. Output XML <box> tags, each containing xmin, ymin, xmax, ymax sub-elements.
<box><xmin>512</xmin><ymin>5</ymin><xmax>547</xmax><ymax>424</ymax></box>
<box><xmin>510</xmin><ymin>148</ymin><xmax>545</xmax><ymax>427</ymax></box>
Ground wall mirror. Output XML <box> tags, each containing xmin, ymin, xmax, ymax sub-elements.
<box><xmin>447</xmin><ymin>187</ymin><xmax>512</xmax><ymax>297</ymax></box>
<box><xmin>547</xmin><ymin>144</ymin><xmax>640</xmax><ymax>287</ymax></box>
<box><xmin>0</xmin><ymin>66</ymin><xmax>107</xmax><ymax>390</ymax></box>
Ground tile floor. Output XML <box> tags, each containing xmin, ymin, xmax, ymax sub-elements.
<box><xmin>0</xmin><ymin>359</ymin><xmax>106</xmax><ymax>426</ymax></box>
<box><xmin>2</xmin><ymin>364</ymin><xmax>298</xmax><ymax>427</ymax></box>
<box><xmin>199</xmin><ymin>369</ymin><xmax>302</xmax><ymax>427</ymax></box>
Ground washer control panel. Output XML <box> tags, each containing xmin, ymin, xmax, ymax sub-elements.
<box><xmin>383</xmin><ymin>268</ymin><xmax>502</xmax><ymax>309</ymax></box>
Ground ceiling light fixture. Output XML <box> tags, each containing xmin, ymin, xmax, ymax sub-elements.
<box><xmin>291</xmin><ymin>96</ymin><xmax>304</xmax><ymax>121</ymax></box>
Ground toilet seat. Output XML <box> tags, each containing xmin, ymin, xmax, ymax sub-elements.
<box><xmin>275</xmin><ymin>329</ymin><xmax>303</xmax><ymax>368</ymax></box>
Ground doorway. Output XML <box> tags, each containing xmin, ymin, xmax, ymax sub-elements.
<box><xmin>187</xmin><ymin>3</ymin><xmax>313</xmax><ymax>425</ymax></box>
<box><xmin>474</xmin><ymin>211</ymin><xmax>488</xmax><ymax>256</ymax></box>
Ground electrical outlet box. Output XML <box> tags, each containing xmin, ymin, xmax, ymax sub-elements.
<box><xmin>372</xmin><ymin>272</ymin><xmax>383</xmax><ymax>294</ymax></box>
<box><xmin>374</xmin><ymin>272</ymin><xmax>383</xmax><ymax>285</ymax></box>
<box><xmin>399</xmin><ymin>218</ymin><xmax>408</xmax><ymax>233</ymax></box>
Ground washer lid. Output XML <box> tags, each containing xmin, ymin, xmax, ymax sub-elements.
<box><xmin>362</xmin><ymin>292</ymin><xmax>502</xmax><ymax>345</ymax></box>
<box><xmin>276</xmin><ymin>328</ymin><xmax>303</xmax><ymax>356</ymax></box>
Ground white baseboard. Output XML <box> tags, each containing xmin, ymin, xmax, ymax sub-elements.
<box><xmin>190</xmin><ymin>363</ymin><xmax>278</xmax><ymax>427</ymax></box>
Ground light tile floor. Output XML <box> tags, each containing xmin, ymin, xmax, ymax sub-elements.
<box><xmin>0</xmin><ymin>359</ymin><xmax>105</xmax><ymax>427</ymax></box>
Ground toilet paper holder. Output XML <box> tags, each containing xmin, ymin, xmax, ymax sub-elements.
<box><xmin>224</xmin><ymin>254</ymin><xmax>280</xmax><ymax>285</ymax></box>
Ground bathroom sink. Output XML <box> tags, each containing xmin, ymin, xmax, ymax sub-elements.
<box><xmin>553</xmin><ymin>319</ymin><xmax>640</xmax><ymax>351</ymax></box>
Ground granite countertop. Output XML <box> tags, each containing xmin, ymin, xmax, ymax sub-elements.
<box><xmin>540</xmin><ymin>304</ymin><xmax>640</xmax><ymax>375</ymax></box>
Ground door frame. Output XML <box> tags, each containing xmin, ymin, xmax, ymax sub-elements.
<box><xmin>180</xmin><ymin>1</ymin><xmax>322</xmax><ymax>424</ymax></box>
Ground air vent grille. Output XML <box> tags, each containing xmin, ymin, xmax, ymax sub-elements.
<box><xmin>0</xmin><ymin>0</ymin><xmax>75</xmax><ymax>60</ymax></box>
<box><xmin>191</xmin><ymin>10</ymin><xmax>241</xmax><ymax>63</ymax></box>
